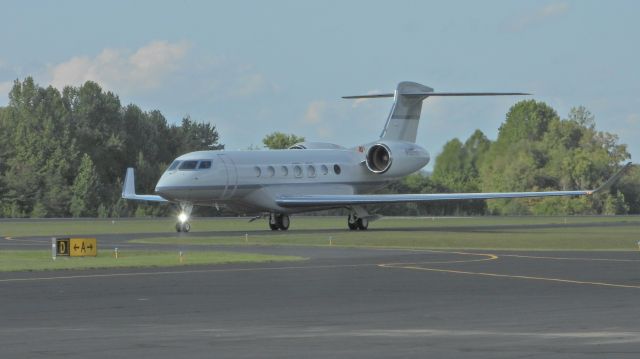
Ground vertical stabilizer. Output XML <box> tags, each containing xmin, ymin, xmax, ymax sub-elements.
<box><xmin>380</xmin><ymin>82</ymin><xmax>433</xmax><ymax>143</ymax></box>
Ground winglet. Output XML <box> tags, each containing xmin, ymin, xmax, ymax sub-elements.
<box><xmin>591</xmin><ymin>162</ymin><xmax>634</xmax><ymax>194</ymax></box>
<box><xmin>122</xmin><ymin>168</ymin><xmax>136</xmax><ymax>198</ymax></box>
<box><xmin>121</xmin><ymin>167</ymin><xmax>168</xmax><ymax>202</ymax></box>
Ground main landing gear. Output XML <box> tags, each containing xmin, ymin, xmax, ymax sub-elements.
<box><xmin>175</xmin><ymin>202</ymin><xmax>193</xmax><ymax>233</ymax></box>
<box><xmin>269</xmin><ymin>213</ymin><xmax>290</xmax><ymax>231</ymax></box>
<box><xmin>347</xmin><ymin>214</ymin><xmax>368</xmax><ymax>230</ymax></box>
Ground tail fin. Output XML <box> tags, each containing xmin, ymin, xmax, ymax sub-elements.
<box><xmin>381</xmin><ymin>82</ymin><xmax>433</xmax><ymax>143</ymax></box>
<box><xmin>343</xmin><ymin>81</ymin><xmax>529</xmax><ymax>143</ymax></box>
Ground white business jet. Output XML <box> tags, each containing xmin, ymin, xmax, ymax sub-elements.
<box><xmin>122</xmin><ymin>81</ymin><xmax>631</xmax><ymax>232</ymax></box>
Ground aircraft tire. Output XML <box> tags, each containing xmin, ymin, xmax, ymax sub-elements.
<box><xmin>175</xmin><ymin>223</ymin><xmax>182</xmax><ymax>232</ymax></box>
<box><xmin>183</xmin><ymin>222</ymin><xmax>191</xmax><ymax>233</ymax></box>
<box><xmin>269</xmin><ymin>214</ymin><xmax>279</xmax><ymax>230</ymax></box>
<box><xmin>357</xmin><ymin>218</ymin><xmax>368</xmax><ymax>230</ymax></box>
<box><xmin>347</xmin><ymin>215</ymin><xmax>358</xmax><ymax>230</ymax></box>
<box><xmin>279</xmin><ymin>214</ymin><xmax>290</xmax><ymax>231</ymax></box>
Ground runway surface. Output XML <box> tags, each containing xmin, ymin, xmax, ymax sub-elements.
<box><xmin>2</xmin><ymin>231</ymin><xmax>640</xmax><ymax>358</ymax></box>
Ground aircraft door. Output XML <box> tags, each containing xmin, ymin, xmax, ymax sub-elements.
<box><xmin>217</xmin><ymin>154</ymin><xmax>238</xmax><ymax>199</ymax></box>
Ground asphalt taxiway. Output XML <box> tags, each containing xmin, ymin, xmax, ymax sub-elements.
<box><xmin>2</xmin><ymin>231</ymin><xmax>640</xmax><ymax>358</ymax></box>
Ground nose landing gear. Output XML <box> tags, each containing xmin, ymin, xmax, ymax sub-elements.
<box><xmin>175</xmin><ymin>202</ymin><xmax>193</xmax><ymax>233</ymax></box>
<box><xmin>176</xmin><ymin>221</ymin><xmax>191</xmax><ymax>232</ymax></box>
<box><xmin>269</xmin><ymin>213</ymin><xmax>290</xmax><ymax>231</ymax></box>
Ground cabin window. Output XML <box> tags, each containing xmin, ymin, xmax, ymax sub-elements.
<box><xmin>307</xmin><ymin>165</ymin><xmax>316</xmax><ymax>178</ymax></box>
<box><xmin>334</xmin><ymin>164</ymin><xmax>341</xmax><ymax>174</ymax></box>
<box><xmin>320</xmin><ymin>164</ymin><xmax>328</xmax><ymax>175</ymax></box>
<box><xmin>281</xmin><ymin>166</ymin><xmax>289</xmax><ymax>176</ymax></box>
<box><xmin>254</xmin><ymin>166</ymin><xmax>262</xmax><ymax>177</ymax></box>
<box><xmin>293</xmin><ymin>165</ymin><xmax>303</xmax><ymax>178</ymax></box>
<box><xmin>266</xmin><ymin>166</ymin><xmax>275</xmax><ymax>177</ymax></box>
<box><xmin>179</xmin><ymin>160</ymin><xmax>198</xmax><ymax>170</ymax></box>
<box><xmin>198</xmin><ymin>160</ymin><xmax>212</xmax><ymax>169</ymax></box>
<box><xmin>167</xmin><ymin>161</ymin><xmax>181</xmax><ymax>171</ymax></box>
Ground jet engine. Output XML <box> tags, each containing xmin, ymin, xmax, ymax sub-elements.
<box><xmin>363</xmin><ymin>141</ymin><xmax>430</xmax><ymax>176</ymax></box>
<box><xmin>365</xmin><ymin>143</ymin><xmax>392</xmax><ymax>173</ymax></box>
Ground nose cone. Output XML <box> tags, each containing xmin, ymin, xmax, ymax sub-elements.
<box><xmin>154</xmin><ymin>172</ymin><xmax>177</xmax><ymax>199</ymax></box>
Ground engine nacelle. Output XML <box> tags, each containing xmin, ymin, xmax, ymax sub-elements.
<box><xmin>365</xmin><ymin>143</ymin><xmax>392</xmax><ymax>173</ymax></box>
<box><xmin>364</xmin><ymin>141</ymin><xmax>430</xmax><ymax>177</ymax></box>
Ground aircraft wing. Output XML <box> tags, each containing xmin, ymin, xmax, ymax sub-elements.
<box><xmin>276</xmin><ymin>162</ymin><xmax>633</xmax><ymax>208</ymax></box>
<box><xmin>122</xmin><ymin>168</ymin><xmax>168</xmax><ymax>202</ymax></box>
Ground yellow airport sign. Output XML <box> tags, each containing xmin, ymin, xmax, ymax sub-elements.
<box><xmin>55</xmin><ymin>237</ymin><xmax>97</xmax><ymax>257</ymax></box>
<box><xmin>69</xmin><ymin>238</ymin><xmax>97</xmax><ymax>257</ymax></box>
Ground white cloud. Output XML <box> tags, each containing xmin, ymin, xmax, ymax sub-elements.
<box><xmin>509</xmin><ymin>2</ymin><xmax>569</xmax><ymax>31</ymax></box>
<box><xmin>229</xmin><ymin>73</ymin><xmax>268</xmax><ymax>97</ymax></box>
<box><xmin>49</xmin><ymin>40</ymin><xmax>189</xmax><ymax>93</ymax></box>
<box><xmin>304</xmin><ymin>100</ymin><xmax>326</xmax><ymax>124</ymax></box>
<box><xmin>626</xmin><ymin>113</ymin><xmax>640</xmax><ymax>126</ymax></box>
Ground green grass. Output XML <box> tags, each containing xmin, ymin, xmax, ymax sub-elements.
<box><xmin>0</xmin><ymin>250</ymin><xmax>304</xmax><ymax>272</ymax></box>
<box><xmin>1</xmin><ymin>215</ymin><xmax>640</xmax><ymax>237</ymax></box>
<box><xmin>2</xmin><ymin>216</ymin><xmax>639</xmax><ymax>253</ymax></box>
<box><xmin>132</xmin><ymin>219</ymin><xmax>640</xmax><ymax>251</ymax></box>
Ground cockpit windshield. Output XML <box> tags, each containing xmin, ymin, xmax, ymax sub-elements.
<box><xmin>166</xmin><ymin>159</ymin><xmax>213</xmax><ymax>171</ymax></box>
<box><xmin>179</xmin><ymin>161</ymin><xmax>198</xmax><ymax>170</ymax></box>
<box><xmin>167</xmin><ymin>161</ymin><xmax>181</xmax><ymax>171</ymax></box>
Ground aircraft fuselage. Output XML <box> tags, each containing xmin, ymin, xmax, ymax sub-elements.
<box><xmin>154</xmin><ymin>141</ymin><xmax>431</xmax><ymax>214</ymax></box>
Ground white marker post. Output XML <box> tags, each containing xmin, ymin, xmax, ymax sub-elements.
<box><xmin>51</xmin><ymin>238</ymin><xmax>56</xmax><ymax>261</ymax></box>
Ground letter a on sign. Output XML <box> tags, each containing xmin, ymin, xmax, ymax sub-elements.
<box><xmin>70</xmin><ymin>238</ymin><xmax>97</xmax><ymax>257</ymax></box>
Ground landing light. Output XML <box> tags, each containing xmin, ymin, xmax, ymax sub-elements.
<box><xmin>178</xmin><ymin>212</ymin><xmax>189</xmax><ymax>223</ymax></box>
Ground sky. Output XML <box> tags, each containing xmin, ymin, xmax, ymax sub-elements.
<box><xmin>0</xmin><ymin>0</ymin><xmax>638</xmax><ymax>169</ymax></box>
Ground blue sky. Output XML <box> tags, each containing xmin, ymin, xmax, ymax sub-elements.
<box><xmin>1</xmin><ymin>0</ymin><xmax>638</xmax><ymax>169</ymax></box>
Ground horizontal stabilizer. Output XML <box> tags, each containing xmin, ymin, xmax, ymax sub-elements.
<box><xmin>343</xmin><ymin>92</ymin><xmax>530</xmax><ymax>99</ymax></box>
<box><xmin>343</xmin><ymin>81</ymin><xmax>530</xmax><ymax>143</ymax></box>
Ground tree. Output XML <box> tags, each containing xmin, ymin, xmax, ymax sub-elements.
<box><xmin>432</xmin><ymin>138</ymin><xmax>466</xmax><ymax>191</ymax></box>
<box><xmin>479</xmin><ymin>101</ymin><xmax>631</xmax><ymax>215</ymax></box>
<box><xmin>262</xmin><ymin>132</ymin><xmax>305</xmax><ymax>149</ymax></box>
<box><xmin>175</xmin><ymin>116</ymin><xmax>224</xmax><ymax>153</ymax></box>
<box><xmin>69</xmin><ymin>154</ymin><xmax>100</xmax><ymax>217</ymax></box>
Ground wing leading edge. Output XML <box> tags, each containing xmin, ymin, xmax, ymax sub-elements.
<box><xmin>276</xmin><ymin>162</ymin><xmax>633</xmax><ymax>208</ymax></box>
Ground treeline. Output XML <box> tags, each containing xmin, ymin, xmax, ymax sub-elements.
<box><xmin>0</xmin><ymin>78</ymin><xmax>222</xmax><ymax>217</ymax></box>
<box><xmin>0</xmin><ymin>78</ymin><xmax>637</xmax><ymax>218</ymax></box>
<box><xmin>377</xmin><ymin>101</ymin><xmax>639</xmax><ymax>216</ymax></box>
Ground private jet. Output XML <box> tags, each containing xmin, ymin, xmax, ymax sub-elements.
<box><xmin>122</xmin><ymin>81</ymin><xmax>632</xmax><ymax>232</ymax></box>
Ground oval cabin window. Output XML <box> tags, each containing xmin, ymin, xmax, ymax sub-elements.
<box><xmin>266</xmin><ymin>166</ymin><xmax>275</xmax><ymax>177</ymax></box>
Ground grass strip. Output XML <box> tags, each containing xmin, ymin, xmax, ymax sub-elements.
<box><xmin>1</xmin><ymin>216</ymin><xmax>639</xmax><ymax>237</ymax></box>
<box><xmin>0</xmin><ymin>250</ymin><xmax>304</xmax><ymax>272</ymax></box>
<box><xmin>132</xmin><ymin>225</ymin><xmax>640</xmax><ymax>251</ymax></box>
